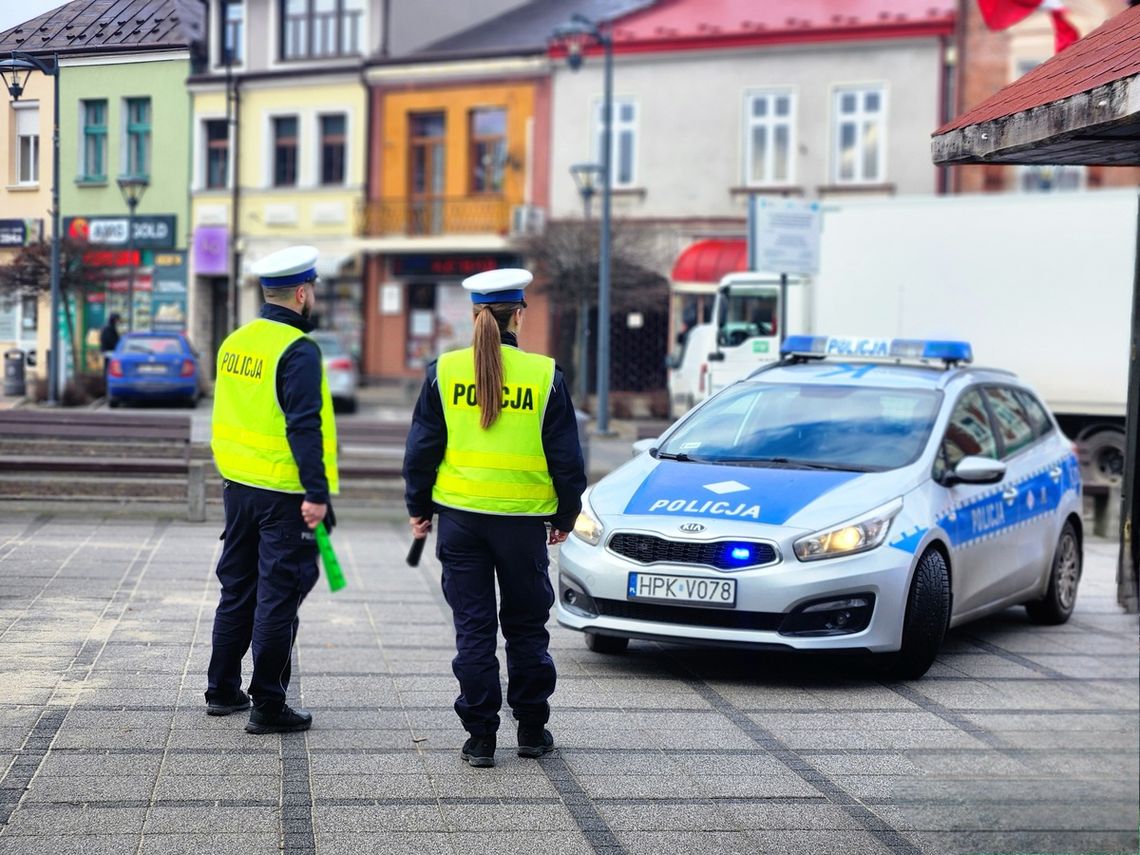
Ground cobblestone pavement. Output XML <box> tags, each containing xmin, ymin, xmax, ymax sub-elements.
<box><xmin>0</xmin><ymin>513</ymin><xmax>1135</xmax><ymax>855</ymax></box>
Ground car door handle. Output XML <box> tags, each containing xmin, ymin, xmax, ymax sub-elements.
<box><xmin>1002</xmin><ymin>487</ymin><xmax>1019</xmax><ymax>503</ymax></box>
<box><xmin>1049</xmin><ymin>467</ymin><xmax>1062</xmax><ymax>482</ymax></box>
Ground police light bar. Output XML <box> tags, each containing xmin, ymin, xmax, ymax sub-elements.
<box><xmin>780</xmin><ymin>335</ymin><xmax>973</xmax><ymax>364</ymax></box>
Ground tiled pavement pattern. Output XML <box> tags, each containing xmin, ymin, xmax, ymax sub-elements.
<box><xmin>0</xmin><ymin>513</ymin><xmax>1136</xmax><ymax>855</ymax></box>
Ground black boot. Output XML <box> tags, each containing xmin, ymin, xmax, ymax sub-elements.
<box><xmin>517</xmin><ymin>723</ymin><xmax>554</xmax><ymax>758</ymax></box>
<box><xmin>460</xmin><ymin>734</ymin><xmax>496</xmax><ymax>768</ymax></box>
<box><xmin>206</xmin><ymin>690</ymin><xmax>251</xmax><ymax>717</ymax></box>
<box><xmin>244</xmin><ymin>704</ymin><xmax>313</xmax><ymax>734</ymax></box>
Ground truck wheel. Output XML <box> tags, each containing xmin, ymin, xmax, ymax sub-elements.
<box><xmin>585</xmin><ymin>632</ymin><xmax>628</xmax><ymax>654</ymax></box>
<box><xmin>879</xmin><ymin>548</ymin><xmax>950</xmax><ymax>680</ymax></box>
<box><xmin>1026</xmin><ymin>521</ymin><xmax>1081</xmax><ymax>625</ymax></box>
<box><xmin>1081</xmin><ymin>430</ymin><xmax>1124</xmax><ymax>487</ymax></box>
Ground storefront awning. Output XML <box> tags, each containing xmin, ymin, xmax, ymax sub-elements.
<box><xmin>671</xmin><ymin>239</ymin><xmax>747</xmax><ymax>285</ymax></box>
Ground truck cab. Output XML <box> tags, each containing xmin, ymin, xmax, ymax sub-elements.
<box><xmin>666</xmin><ymin>272</ymin><xmax>804</xmax><ymax>416</ymax></box>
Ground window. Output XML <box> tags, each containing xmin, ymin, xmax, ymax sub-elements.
<box><xmin>1013</xmin><ymin>388</ymin><xmax>1055</xmax><ymax>439</ymax></box>
<box><xmin>594</xmin><ymin>98</ymin><xmax>637</xmax><ymax>188</ymax></box>
<box><xmin>745</xmin><ymin>91</ymin><xmax>794</xmax><ymax>186</ymax></box>
<box><xmin>281</xmin><ymin>0</ymin><xmax>365</xmax><ymax>60</ymax></box>
<box><xmin>319</xmin><ymin>114</ymin><xmax>346</xmax><ymax>186</ymax></box>
<box><xmin>469</xmin><ymin>108</ymin><xmax>506</xmax><ymax>194</ymax></box>
<box><xmin>81</xmin><ymin>99</ymin><xmax>107</xmax><ymax>181</ymax></box>
<box><xmin>125</xmin><ymin>98</ymin><xmax>151</xmax><ymax>179</ymax></box>
<box><xmin>834</xmin><ymin>86</ymin><xmax>885</xmax><ymax>184</ymax></box>
<box><xmin>273</xmin><ymin>116</ymin><xmax>298</xmax><ymax>186</ymax></box>
<box><xmin>220</xmin><ymin>0</ymin><xmax>244</xmax><ymax>64</ymax></box>
<box><xmin>984</xmin><ymin>385</ymin><xmax>1038</xmax><ymax>457</ymax></box>
<box><xmin>204</xmin><ymin>119</ymin><xmax>229</xmax><ymax>189</ymax></box>
<box><xmin>13</xmin><ymin>103</ymin><xmax>39</xmax><ymax>185</ymax></box>
<box><xmin>19</xmin><ymin>295</ymin><xmax>36</xmax><ymax>334</ymax></box>
<box><xmin>935</xmin><ymin>388</ymin><xmax>998</xmax><ymax>481</ymax></box>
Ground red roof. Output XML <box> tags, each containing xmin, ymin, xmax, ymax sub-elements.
<box><xmin>938</xmin><ymin>4</ymin><xmax>1140</xmax><ymax>133</ymax></box>
<box><xmin>609</xmin><ymin>0</ymin><xmax>955</xmax><ymax>50</ymax></box>
<box><xmin>672</xmin><ymin>239</ymin><xmax>747</xmax><ymax>283</ymax></box>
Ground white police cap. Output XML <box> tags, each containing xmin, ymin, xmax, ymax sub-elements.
<box><xmin>461</xmin><ymin>268</ymin><xmax>532</xmax><ymax>304</ymax></box>
<box><xmin>252</xmin><ymin>245</ymin><xmax>319</xmax><ymax>288</ymax></box>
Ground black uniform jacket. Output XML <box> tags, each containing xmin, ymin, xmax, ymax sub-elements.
<box><xmin>259</xmin><ymin>303</ymin><xmax>331</xmax><ymax>506</ymax></box>
<box><xmin>403</xmin><ymin>332</ymin><xmax>587</xmax><ymax>533</ymax></box>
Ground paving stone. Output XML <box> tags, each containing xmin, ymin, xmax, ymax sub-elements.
<box><xmin>144</xmin><ymin>805</ymin><xmax>280</xmax><ymax>834</ymax></box>
<box><xmin>0</xmin><ymin>835</ymin><xmax>139</xmax><ymax>855</ymax></box>
<box><xmin>137</xmin><ymin>833</ymin><xmax>280</xmax><ymax>854</ymax></box>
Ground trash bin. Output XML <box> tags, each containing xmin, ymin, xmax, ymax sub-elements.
<box><xmin>575</xmin><ymin>408</ymin><xmax>591</xmax><ymax>476</ymax></box>
<box><xmin>3</xmin><ymin>349</ymin><xmax>25</xmax><ymax>397</ymax></box>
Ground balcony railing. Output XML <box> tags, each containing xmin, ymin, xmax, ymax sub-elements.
<box><xmin>361</xmin><ymin>197</ymin><xmax>510</xmax><ymax>237</ymax></box>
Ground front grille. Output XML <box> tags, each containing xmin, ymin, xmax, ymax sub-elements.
<box><xmin>596</xmin><ymin>598</ymin><xmax>782</xmax><ymax>631</ymax></box>
<box><xmin>607</xmin><ymin>532</ymin><xmax>777</xmax><ymax>570</ymax></box>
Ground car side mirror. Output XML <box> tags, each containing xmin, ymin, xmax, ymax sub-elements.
<box><xmin>707</xmin><ymin>351</ymin><xmax>725</xmax><ymax>362</ymax></box>
<box><xmin>949</xmin><ymin>456</ymin><xmax>1006</xmax><ymax>486</ymax></box>
<box><xmin>632</xmin><ymin>438</ymin><xmax>657</xmax><ymax>457</ymax></box>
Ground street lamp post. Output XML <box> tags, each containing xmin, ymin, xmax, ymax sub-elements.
<box><xmin>117</xmin><ymin>176</ymin><xmax>149</xmax><ymax>332</ymax></box>
<box><xmin>553</xmin><ymin>16</ymin><xmax>614</xmax><ymax>435</ymax></box>
<box><xmin>0</xmin><ymin>51</ymin><xmax>61</xmax><ymax>404</ymax></box>
<box><xmin>569</xmin><ymin>162</ymin><xmax>602</xmax><ymax>407</ymax></box>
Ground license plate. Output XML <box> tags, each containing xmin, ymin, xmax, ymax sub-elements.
<box><xmin>627</xmin><ymin>572</ymin><xmax>736</xmax><ymax>607</ymax></box>
<box><xmin>136</xmin><ymin>364</ymin><xmax>167</xmax><ymax>374</ymax></box>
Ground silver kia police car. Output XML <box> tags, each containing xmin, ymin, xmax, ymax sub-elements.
<box><xmin>557</xmin><ymin>336</ymin><xmax>1083</xmax><ymax>679</ymax></box>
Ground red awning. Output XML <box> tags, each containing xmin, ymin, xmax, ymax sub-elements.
<box><xmin>671</xmin><ymin>239</ymin><xmax>747</xmax><ymax>283</ymax></box>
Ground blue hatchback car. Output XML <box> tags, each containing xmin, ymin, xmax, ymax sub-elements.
<box><xmin>107</xmin><ymin>332</ymin><xmax>201</xmax><ymax>408</ymax></box>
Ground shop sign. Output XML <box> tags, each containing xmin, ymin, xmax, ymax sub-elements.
<box><xmin>0</xmin><ymin>219</ymin><xmax>42</xmax><ymax>247</ymax></box>
<box><xmin>193</xmin><ymin>226</ymin><xmax>229</xmax><ymax>275</ymax></box>
<box><xmin>390</xmin><ymin>254</ymin><xmax>520</xmax><ymax>278</ymax></box>
<box><xmin>64</xmin><ymin>215</ymin><xmax>177</xmax><ymax>249</ymax></box>
<box><xmin>152</xmin><ymin>252</ymin><xmax>188</xmax><ymax>332</ymax></box>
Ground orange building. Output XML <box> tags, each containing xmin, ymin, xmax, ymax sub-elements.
<box><xmin>361</xmin><ymin>58</ymin><xmax>552</xmax><ymax>382</ymax></box>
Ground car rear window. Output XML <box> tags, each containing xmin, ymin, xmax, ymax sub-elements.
<box><xmin>659</xmin><ymin>382</ymin><xmax>942</xmax><ymax>471</ymax></box>
<box><xmin>124</xmin><ymin>337</ymin><xmax>184</xmax><ymax>355</ymax></box>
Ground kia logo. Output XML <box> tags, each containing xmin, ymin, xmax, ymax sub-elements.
<box><xmin>679</xmin><ymin>522</ymin><xmax>705</xmax><ymax>533</ymax></box>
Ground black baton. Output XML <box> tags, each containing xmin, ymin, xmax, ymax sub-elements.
<box><xmin>407</xmin><ymin>536</ymin><xmax>426</xmax><ymax>567</ymax></box>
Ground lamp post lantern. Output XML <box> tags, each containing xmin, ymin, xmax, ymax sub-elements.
<box><xmin>0</xmin><ymin>51</ymin><xmax>61</xmax><ymax>404</ymax></box>
<box><xmin>117</xmin><ymin>176</ymin><xmax>149</xmax><ymax>332</ymax></box>
<box><xmin>553</xmin><ymin>17</ymin><xmax>614</xmax><ymax>435</ymax></box>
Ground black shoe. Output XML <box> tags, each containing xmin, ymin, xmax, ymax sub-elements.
<box><xmin>460</xmin><ymin>734</ymin><xmax>496</xmax><ymax>768</ymax></box>
<box><xmin>206</xmin><ymin>691</ymin><xmax>251</xmax><ymax>717</ymax></box>
<box><xmin>517</xmin><ymin>723</ymin><xmax>554</xmax><ymax>758</ymax></box>
<box><xmin>244</xmin><ymin>704</ymin><xmax>313</xmax><ymax>734</ymax></box>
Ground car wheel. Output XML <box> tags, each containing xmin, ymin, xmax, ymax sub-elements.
<box><xmin>1080</xmin><ymin>430</ymin><xmax>1124</xmax><ymax>487</ymax></box>
<box><xmin>107</xmin><ymin>397</ymin><xmax>121</xmax><ymax>409</ymax></box>
<box><xmin>584</xmin><ymin>632</ymin><xmax>629</xmax><ymax>654</ymax></box>
<box><xmin>1025</xmin><ymin>521</ymin><xmax>1081</xmax><ymax>625</ymax></box>
<box><xmin>880</xmin><ymin>548</ymin><xmax>950</xmax><ymax>680</ymax></box>
<box><xmin>343</xmin><ymin>396</ymin><xmax>358</xmax><ymax>414</ymax></box>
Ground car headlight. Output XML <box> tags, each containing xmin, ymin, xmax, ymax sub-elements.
<box><xmin>571</xmin><ymin>491</ymin><xmax>604</xmax><ymax>546</ymax></box>
<box><xmin>793</xmin><ymin>498</ymin><xmax>903</xmax><ymax>562</ymax></box>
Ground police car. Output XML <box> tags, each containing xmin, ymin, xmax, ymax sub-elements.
<box><xmin>557</xmin><ymin>336</ymin><xmax>1083</xmax><ymax>678</ymax></box>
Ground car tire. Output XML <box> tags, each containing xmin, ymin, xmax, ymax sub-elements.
<box><xmin>107</xmin><ymin>397</ymin><xmax>121</xmax><ymax>409</ymax></box>
<box><xmin>584</xmin><ymin>632</ymin><xmax>629</xmax><ymax>655</ymax></box>
<box><xmin>1080</xmin><ymin>430</ymin><xmax>1124</xmax><ymax>488</ymax></box>
<box><xmin>1025</xmin><ymin>521</ymin><xmax>1081</xmax><ymax>625</ymax></box>
<box><xmin>343</xmin><ymin>396</ymin><xmax>358</xmax><ymax>414</ymax></box>
<box><xmin>880</xmin><ymin>548</ymin><xmax>950</xmax><ymax>680</ymax></box>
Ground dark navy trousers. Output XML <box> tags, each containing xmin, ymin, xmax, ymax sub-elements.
<box><xmin>436</xmin><ymin>509</ymin><xmax>557</xmax><ymax>737</ymax></box>
<box><xmin>206</xmin><ymin>483</ymin><xmax>319</xmax><ymax>713</ymax></box>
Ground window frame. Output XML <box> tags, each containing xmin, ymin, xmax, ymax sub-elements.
<box><xmin>983</xmin><ymin>384</ymin><xmax>1049</xmax><ymax>459</ymax></box>
<box><xmin>219</xmin><ymin>0</ymin><xmax>245</xmax><ymax>66</ymax></box>
<box><xmin>934</xmin><ymin>385</ymin><xmax>1001</xmax><ymax>482</ymax></box>
<box><xmin>81</xmin><ymin>99</ymin><xmax>108</xmax><ymax>182</ymax></box>
<box><xmin>832</xmin><ymin>84</ymin><xmax>887</xmax><ymax>185</ymax></box>
<box><xmin>468</xmin><ymin>107</ymin><xmax>507</xmax><ymax>195</ymax></box>
<box><xmin>13</xmin><ymin>102</ymin><xmax>39</xmax><ymax>186</ymax></box>
<box><xmin>124</xmin><ymin>97</ymin><xmax>152</xmax><ymax>180</ymax></box>
<box><xmin>318</xmin><ymin>113</ymin><xmax>347</xmax><ymax>187</ymax></box>
<box><xmin>743</xmin><ymin>90</ymin><xmax>796</xmax><ymax>187</ymax></box>
<box><xmin>279</xmin><ymin>0</ymin><xmax>365</xmax><ymax>62</ymax></box>
<box><xmin>203</xmin><ymin>118</ymin><xmax>230</xmax><ymax>190</ymax></box>
<box><xmin>272</xmin><ymin>115</ymin><xmax>299</xmax><ymax>187</ymax></box>
<box><xmin>592</xmin><ymin>96</ymin><xmax>639</xmax><ymax>189</ymax></box>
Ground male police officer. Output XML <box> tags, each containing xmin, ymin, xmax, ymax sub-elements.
<box><xmin>404</xmin><ymin>269</ymin><xmax>586</xmax><ymax>767</ymax></box>
<box><xmin>206</xmin><ymin>245</ymin><xmax>339</xmax><ymax>734</ymax></box>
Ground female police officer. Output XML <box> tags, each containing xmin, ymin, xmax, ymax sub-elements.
<box><xmin>403</xmin><ymin>268</ymin><xmax>586</xmax><ymax>768</ymax></box>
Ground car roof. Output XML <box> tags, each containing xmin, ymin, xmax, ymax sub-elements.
<box><xmin>747</xmin><ymin>359</ymin><xmax>1021</xmax><ymax>392</ymax></box>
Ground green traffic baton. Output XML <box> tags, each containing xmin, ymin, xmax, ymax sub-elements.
<box><xmin>314</xmin><ymin>522</ymin><xmax>346</xmax><ymax>592</ymax></box>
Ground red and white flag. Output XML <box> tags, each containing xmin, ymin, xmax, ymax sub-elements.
<box><xmin>977</xmin><ymin>0</ymin><xmax>1080</xmax><ymax>53</ymax></box>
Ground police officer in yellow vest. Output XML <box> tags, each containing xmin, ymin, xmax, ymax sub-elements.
<box><xmin>403</xmin><ymin>268</ymin><xmax>586</xmax><ymax>768</ymax></box>
<box><xmin>206</xmin><ymin>245</ymin><xmax>338</xmax><ymax>735</ymax></box>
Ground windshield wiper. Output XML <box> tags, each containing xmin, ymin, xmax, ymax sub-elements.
<box><xmin>655</xmin><ymin>451</ymin><xmax>696</xmax><ymax>462</ymax></box>
<box><xmin>717</xmin><ymin>456</ymin><xmax>874</xmax><ymax>472</ymax></box>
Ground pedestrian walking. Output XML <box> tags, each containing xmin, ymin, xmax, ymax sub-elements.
<box><xmin>403</xmin><ymin>267</ymin><xmax>586</xmax><ymax>768</ymax></box>
<box><xmin>206</xmin><ymin>245</ymin><xmax>339</xmax><ymax>734</ymax></box>
<box><xmin>100</xmin><ymin>313</ymin><xmax>121</xmax><ymax>375</ymax></box>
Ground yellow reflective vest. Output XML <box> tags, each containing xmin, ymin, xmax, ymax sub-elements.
<box><xmin>211</xmin><ymin>318</ymin><xmax>339</xmax><ymax>495</ymax></box>
<box><xmin>432</xmin><ymin>345</ymin><xmax>557</xmax><ymax>516</ymax></box>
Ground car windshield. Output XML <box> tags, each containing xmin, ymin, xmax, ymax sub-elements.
<box><xmin>658</xmin><ymin>382</ymin><xmax>942</xmax><ymax>471</ymax></box>
<box><xmin>124</xmin><ymin>336</ymin><xmax>184</xmax><ymax>355</ymax></box>
<box><xmin>311</xmin><ymin>334</ymin><xmax>346</xmax><ymax>356</ymax></box>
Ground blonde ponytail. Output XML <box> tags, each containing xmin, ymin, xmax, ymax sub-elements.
<box><xmin>470</xmin><ymin>302</ymin><xmax>524</xmax><ymax>429</ymax></box>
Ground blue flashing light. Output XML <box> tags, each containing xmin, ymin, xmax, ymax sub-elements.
<box><xmin>782</xmin><ymin>335</ymin><xmax>973</xmax><ymax>365</ymax></box>
<box><xmin>729</xmin><ymin>546</ymin><xmax>752</xmax><ymax>562</ymax></box>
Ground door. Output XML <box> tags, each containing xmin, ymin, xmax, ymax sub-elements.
<box><xmin>408</xmin><ymin>112</ymin><xmax>445</xmax><ymax>235</ymax></box>
<box><xmin>933</xmin><ymin>386</ymin><xmax>1016</xmax><ymax>616</ymax></box>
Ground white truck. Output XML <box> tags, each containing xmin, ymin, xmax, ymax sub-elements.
<box><xmin>666</xmin><ymin>190</ymin><xmax>1136</xmax><ymax>487</ymax></box>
